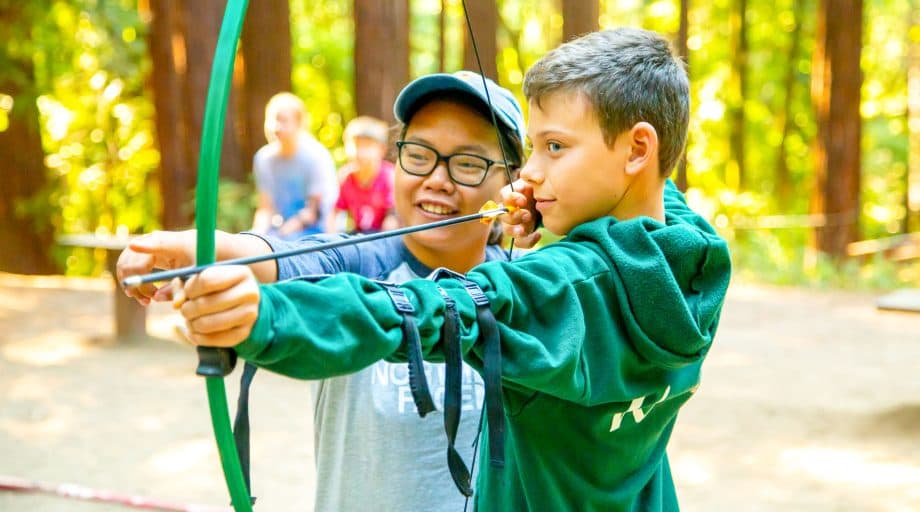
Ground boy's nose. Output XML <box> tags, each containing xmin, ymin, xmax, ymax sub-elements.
<box><xmin>519</xmin><ymin>159</ymin><xmax>543</xmax><ymax>185</ymax></box>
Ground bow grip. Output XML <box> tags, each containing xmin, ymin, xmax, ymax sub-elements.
<box><xmin>196</xmin><ymin>346</ymin><xmax>238</xmax><ymax>377</ymax></box>
<box><xmin>177</xmin><ymin>275</ymin><xmax>239</xmax><ymax>377</ymax></box>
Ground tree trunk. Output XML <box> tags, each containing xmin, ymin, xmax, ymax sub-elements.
<box><xmin>147</xmin><ymin>0</ymin><xmax>194</xmax><ymax>230</ymax></box>
<box><xmin>461</xmin><ymin>0</ymin><xmax>498</xmax><ymax>79</ymax></box>
<box><xmin>774</xmin><ymin>0</ymin><xmax>804</xmax><ymax>209</ymax></box>
<box><xmin>674</xmin><ymin>0</ymin><xmax>689</xmax><ymax>192</ymax></box>
<box><xmin>562</xmin><ymin>0</ymin><xmax>599</xmax><ymax>43</ymax></box>
<box><xmin>0</xmin><ymin>65</ymin><xmax>57</xmax><ymax>274</ymax></box>
<box><xmin>0</xmin><ymin>3</ymin><xmax>57</xmax><ymax>274</ymax></box>
<box><xmin>810</xmin><ymin>0</ymin><xmax>862</xmax><ymax>257</ymax></box>
<box><xmin>240</xmin><ymin>0</ymin><xmax>292</xmax><ymax>169</ymax></box>
<box><xmin>148</xmin><ymin>0</ymin><xmax>260</xmax><ymax>228</ymax></box>
<box><xmin>354</xmin><ymin>0</ymin><xmax>410</xmax><ymax>123</ymax></box>
<box><xmin>181</xmin><ymin>0</ymin><xmax>245</xmax><ymax>184</ymax></box>
<box><xmin>907</xmin><ymin>0</ymin><xmax>920</xmax><ymax>232</ymax></box>
<box><xmin>728</xmin><ymin>0</ymin><xmax>747</xmax><ymax>190</ymax></box>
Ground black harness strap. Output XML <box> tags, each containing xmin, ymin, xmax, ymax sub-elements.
<box><xmin>430</xmin><ymin>269</ymin><xmax>505</xmax><ymax>469</ymax></box>
<box><xmin>229</xmin><ymin>274</ymin><xmax>334</xmax><ymax>508</ymax></box>
<box><xmin>437</xmin><ymin>287</ymin><xmax>474</xmax><ymax>497</ymax></box>
<box><xmin>232</xmin><ymin>361</ymin><xmax>258</xmax><ymax>506</ymax></box>
<box><xmin>458</xmin><ymin>279</ymin><xmax>505</xmax><ymax>468</ymax></box>
<box><xmin>228</xmin><ymin>273</ymin><xmax>501</xmax><ymax>505</ymax></box>
<box><xmin>384</xmin><ymin>284</ymin><xmax>437</xmax><ymax>417</ymax></box>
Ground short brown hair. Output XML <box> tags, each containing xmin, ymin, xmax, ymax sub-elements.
<box><xmin>524</xmin><ymin>28</ymin><xmax>690</xmax><ymax>176</ymax></box>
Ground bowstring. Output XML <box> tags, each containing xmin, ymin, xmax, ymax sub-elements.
<box><xmin>460</xmin><ymin>3</ymin><xmax>515</xmax><ymax>510</ymax></box>
<box><xmin>461</xmin><ymin>1</ymin><xmax>517</xmax><ymax>261</ymax></box>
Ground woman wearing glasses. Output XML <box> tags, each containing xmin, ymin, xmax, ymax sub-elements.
<box><xmin>117</xmin><ymin>71</ymin><xmax>527</xmax><ymax>511</ymax></box>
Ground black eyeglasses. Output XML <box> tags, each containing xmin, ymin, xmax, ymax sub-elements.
<box><xmin>396</xmin><ymin>141</ymin><xmax>506</xmax><ymax>187</ymax></box>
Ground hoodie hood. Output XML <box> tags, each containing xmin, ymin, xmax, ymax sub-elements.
<box><xmin>566</xmin><ymin>186</ymin><xmax>731</xmax><ymax>370</ymax></box>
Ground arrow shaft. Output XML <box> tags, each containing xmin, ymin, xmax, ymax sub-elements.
<box><xmin>123</xmin><ymin>207</ymin><xmax>507</xmax><ymax>288</ymax></box>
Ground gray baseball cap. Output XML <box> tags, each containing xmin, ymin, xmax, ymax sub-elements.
<box><xmin>393</xmin><ymin>71</ymin><xmax>526</xmax><ymax>144</ymax></box>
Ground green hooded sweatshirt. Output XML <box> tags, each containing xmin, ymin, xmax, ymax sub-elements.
<box><xmin>237</xmin><ymin>181</ymin><xmax>731</xmax><ymax>511</ymax></box>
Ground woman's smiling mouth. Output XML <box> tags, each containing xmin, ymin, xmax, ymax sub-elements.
<box><xmin>417</xmin><ymin>201</ymin><xmax>458</xmax><ymax>216</ymax></box>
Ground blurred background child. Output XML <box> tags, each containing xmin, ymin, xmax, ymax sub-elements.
<box><xmin>329</xmin><ymin>116</ymin><xmax>397</xmax><ymax>233</ymax></box>
<box><xmin>251</xmin><ymin>92</ymin><xmax>339</xmax><ymax>239</ymax></box>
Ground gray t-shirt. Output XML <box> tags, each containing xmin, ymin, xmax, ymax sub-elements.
<box><xmin>259</xmin><ymin>234</ymin><xmax>511</xmax><ymax>512</ymax></box>
<box><xmin>253</xmin><ymin>134</ymin><xmax>338</xmax><ymax>232</ymax></box>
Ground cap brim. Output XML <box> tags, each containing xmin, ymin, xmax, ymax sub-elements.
<box><xmin>393</xmin><ymin>74</ymin><xmax>518</xmax><ymax>136</ymax></box>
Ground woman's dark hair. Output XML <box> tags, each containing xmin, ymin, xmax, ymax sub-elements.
<box><xmin>397</xmin><ymin>91</ymin><xmax>524</xmax><ymax>245</ymax></box>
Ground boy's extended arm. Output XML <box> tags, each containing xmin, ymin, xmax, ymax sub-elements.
<box><xmin>236</xmin><ymin>191</ymin><xmax>730</xmax><ymax>405</ymax></box>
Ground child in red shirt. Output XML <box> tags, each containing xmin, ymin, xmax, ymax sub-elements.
<box><xmin>331</xmin><ymin>116</ymin><xmax>397</xmax><ymax>233</ymax></box>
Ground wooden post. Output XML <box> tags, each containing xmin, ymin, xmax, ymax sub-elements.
<box><xmin>105</xmin><ymin>248</ymin><xmax>148</xmax><ymax>341</ymax></box>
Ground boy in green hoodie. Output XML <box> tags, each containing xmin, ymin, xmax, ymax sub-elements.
<box><xmin>174</xmin><ymin>28</ymin><xmax>731</xmax><ymax>511</ymax></box>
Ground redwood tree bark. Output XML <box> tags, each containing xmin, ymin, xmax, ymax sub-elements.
<box><xmin>562</xmin><ymin>0</ymin><xmax>599</xmax><ymax>43</ymax></box>
<box><xmin>354</xmin><ymin>0</ymin><xmax>410</xmax><ymax>123</ymax></box>
<box><xmin>148</xmin><ymin>0</ymin><xmax>194</xmax><ymax>230</ymax></box>
<box><xmin>461</xmin><ymin>0</ymin><xmax>498</xmax><ymax>79</ymax></box>
<box><xmin>0</xmin><ymin>64</ymin><xmax>57</xmax><ymax>274</ymax></box>
<box><xmin>810</xmin><ymin>0</ymin><xmax>863</xmax><ymax>257</ymax></box>
<box><xmin>148</xmin><ymin>0</ymin><xmax>283</xmax><ymax>228</ymax></box>
<box><xmin>180</xmin><ymin>0</ymin><xmax>245</xmax><ymax>184</ymax></box>
<box><xmin>240</xmin><ymin>0</ymin><xmax>292</xmax><ymax>169</ymax></box>
<box><xmin>0</xmin><ymin>3</ymin><xmax>57</xmax><ymax>274</ymax></box>
<box><xmin>147</xmin><ymin>0</ymin><xmax>249</xmax><ymax>229</ymax></box>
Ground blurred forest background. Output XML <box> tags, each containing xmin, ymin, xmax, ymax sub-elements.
<box><xmin>0</xmin><ymin>0</ymin><xmax>917</xmax><ymax>289</ymax></box>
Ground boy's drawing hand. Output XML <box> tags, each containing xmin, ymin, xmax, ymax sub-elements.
<box><xmin>172</xmin><ymin>265</ymin><xmax>260</xmax><ymax>348</ymax></box>
<box><xmin>117</xmin><ymin>230</ymin><xmax>195</xmax><ymax>305</ymax></box>
<box><xmin>500</xmin><ymin>179</ymin><xmax>542</xmax><ymax>248</ymax></box>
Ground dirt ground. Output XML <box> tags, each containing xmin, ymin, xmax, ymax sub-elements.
<box><xmin>0</xmin><ymin>272</ymin><xmax>918</xmax><ymax>512</ymax></box>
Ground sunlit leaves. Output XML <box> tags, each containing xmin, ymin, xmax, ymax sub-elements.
<box><xmin>290</xmin><ymin>0</ymin><xmax>353</xmax><ymax>157</ymax></box>
<box><xmin>24</xmin><ymin>0</ymin><xmax>157</xmax><ymax>274</ymax></box>
<box><xmin>3</xmin><ymin>0</ymin><xmax>916</xmax><ymax>284</ymax></box>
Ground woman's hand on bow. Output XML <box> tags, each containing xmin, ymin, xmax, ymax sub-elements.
<box><xmin>117</xmin><ymin>230</ymin><xmax>197</xmax><ymax>305</ymax></box>
<box><xmin>172</xmin><ymin>265</ymin><xmax>261</xmax><ymax>348</ymax></box>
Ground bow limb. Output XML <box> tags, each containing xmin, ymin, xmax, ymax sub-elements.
<box><xmin>193</xmin><ymin>0</ymin><xmax>253</xmax><ymax>510</ymax></box>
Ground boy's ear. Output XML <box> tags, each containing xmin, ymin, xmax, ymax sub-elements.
<box><xmin>624</xmin><ymin>122</ymin><xmax>659</xmax><ymax>176</ymax></box>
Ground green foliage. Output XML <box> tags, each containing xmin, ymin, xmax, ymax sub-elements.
<box><xmin>181</xmin><ymin>178</ymin><xmax>257</xmax><ymax>235</ymax></box>
<box><xmin>596</xmin><ymin>0</ymin><xmax>916</xmax><ymax>290</ymax></box>
<box><xmin>26</xmin><ymin>0</ymin><xmax>159</xmax><ymax>274</ymax></box>
<box><xmin>4</xmin><ymin>0</ymin><xmax>918</xmax><ymax>289</ymax></box>
<box><xmin>495</xmin><ymin>0</ymin><xmax>562</xmax><ymax>114</ymax></box>
<box><xmin>728</xmin><ymin>229</ymin><xmax>918</xmax><ymax>291</ymax></box>
<box><xmin>410</xmin><ymin>0</ymin><xmax>462</xmax><ymax>75</ymax></box>
<box><xmin>861</xmin><ymin>0</ymin><xmax>912</xmax><ymax>239</ymax></box>
<box><xmin>290</xmin><ymin>0</ymin><xmax>354</xmax><ymax>164</ymax></box>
